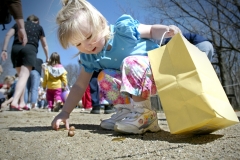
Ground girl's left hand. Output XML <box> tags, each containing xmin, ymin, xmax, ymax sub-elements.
<box><xmin>167</xmin><ymin>25</ymin><xmax>182</xmax><ymax>37</ymax></box>
<box><xmin>1</xmin><ymin>51</ymin><xmax>8</xmax><ymax>61</ymax></box>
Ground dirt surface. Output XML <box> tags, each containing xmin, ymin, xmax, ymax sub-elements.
<box><xmin>0</xmin><ymin>108</ymin><xmax>239</xmax><ymax>160</ymax></box>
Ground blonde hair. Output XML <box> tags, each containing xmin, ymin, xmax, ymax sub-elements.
<box><xmin>4</xmin><ymin>76</ymin><xmax>15</xmax><ymax>84</ymax></box>
<box><xmin>57</xmin><ymin>0</ymin><xmax>110</xmax><ymax>49</ymax></box>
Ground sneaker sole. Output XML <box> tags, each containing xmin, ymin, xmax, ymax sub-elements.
<box><xmin>104</xmin><ymin>110</ymin><xmax>116</xmax><ymax>114</ymax></box>
<box><xmin>100</xmin><ymin>107</ymin><xmax>132</xmax><ymax>130</ymax></box>
<box><xmin>90</xmin><ymin>110</ymin><xmax>100</xmax><ymax>114</ymax></box>
<box><xmin>100</xmin><ymin>121</ymin><xmax>115</xmax><ymax>130</ymax></box>
<box><xmin>114</xmin><ymin>118</ymin><xmax>161</xmax><ymax>134</ymax></box>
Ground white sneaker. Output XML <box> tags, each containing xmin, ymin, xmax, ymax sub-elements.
<box><xmin>114</xmin><ymin>100</ymin><xmax>161</xmax><ymax>134</ymax></box>
<box><xmin>100</xmin><ymin>104</ymin><xmax>133</xmax><ymax>130</ymax></box>
<box><xmin>79</xmin><ymin>107</ymin><xmax>92</xmax><ymax>113</ymax></box>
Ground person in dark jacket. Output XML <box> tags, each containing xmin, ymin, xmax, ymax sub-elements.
<box><xmin>164</xmin><ymin>32</ymin><xmax>214</xmax><ymax>61</ymax></box>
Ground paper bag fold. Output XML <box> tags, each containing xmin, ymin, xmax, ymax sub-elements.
<box><xmin>148</xmin><ymin>33</ymin><xmax>239</xmax><ymax>134</ymax></box>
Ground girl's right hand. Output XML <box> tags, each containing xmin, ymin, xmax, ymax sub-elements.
<box><xmin>1</xmin><ymin>51</ymin><xmax>8</xmax><ymax>61</ymax></box>
<box><xmin>51</xmin><ymin>111</ymin><xmax>70</xmax><ymax>130</ymax></box>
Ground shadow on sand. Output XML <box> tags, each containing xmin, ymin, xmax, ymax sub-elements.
<box><xmin>8</xmin><ymin>122</ymin><xmax>223</xmax><ymax>145</ymax></box>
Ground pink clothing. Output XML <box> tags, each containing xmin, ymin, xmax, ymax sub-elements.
<box><xmin>81</xmin><ymin>85</ymin><xmax>92</xmax><ymax>109</ymax></box>
<box><xmin>98</xmin><ymin>56</ymin><xmax>157</xmax><ymax>105</ymax></box>
<box><xmin>46</xmin><ymin>88</ymin><xmax>62</xmax><ymax>109</ymax></box>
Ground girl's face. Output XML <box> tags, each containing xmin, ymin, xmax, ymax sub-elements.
<box><xmin>75</xmin><ymin>33</ymin><xmax>106</xmax><ymax>54</ymax></box>
<box><xmin>75</xmin><ymin>16</ymin><xmax>105</xmax><ymax>54</ymax></box>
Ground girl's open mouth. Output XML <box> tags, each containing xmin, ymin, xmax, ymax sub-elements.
<box><xmin>92</xmin><ymin>47</ymin><xmax>96</xmax><ymax>52</ymax></box>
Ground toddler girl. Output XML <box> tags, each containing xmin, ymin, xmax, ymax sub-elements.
<box><xmin>51</xmin><ymin>0</ymin><xmax>181</xmax><ymax>134</ymax></box>
<box><xmin>42</xmin><ymin>52</ymin><xmax>68</xmax><ymax>112</ymax></box>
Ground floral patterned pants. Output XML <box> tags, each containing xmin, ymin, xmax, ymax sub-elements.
<box><xmin>98</xmin><ymin>56</ymin><xmax>157</xmax><ymax>105</ymax></box>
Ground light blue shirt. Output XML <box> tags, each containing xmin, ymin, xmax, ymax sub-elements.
<box><xmin>80</xmin><ymin>14</ymin><xmax>159</xmax><ymax>73</ymax></box>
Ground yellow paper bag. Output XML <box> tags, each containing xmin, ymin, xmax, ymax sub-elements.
<box><xmin>148</xmin><ymin>33</ymin><xmax>239</xmax><ymax>134</ymax></box>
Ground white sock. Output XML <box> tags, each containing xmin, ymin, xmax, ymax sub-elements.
<box><xmin>133</xmin><ymin>99</ymin><xmax>151</xmax><ymax>109</ymax></box>
<box><xmin>114</xmin><ymin>103</ymin><xmax>133</xmax><ymax>109</ymax></box>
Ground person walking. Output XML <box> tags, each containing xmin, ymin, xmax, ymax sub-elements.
<box><xmin>1</xmin><ymin>14</ymin><xmax>49</xmax><ymax>111</ymax></box>
<box><xmin>37</xmin><ymin>86</ymin><xmax>47</xmax><ymax>109</ymax></box>
<box><xmin>0</xmin><ymin>0</ymin><xmax>27</xmax><ymax>75</ymax></box>
<box><xmin>24</xmin><ymin>58</ymin><xmax>43</xmax><ymax>109</ymax></box>
<box><xmin>51</xmin><ymin>0</ymin><xmax>181</xmax><ymax>134</ymax></box>
<box><xmin>42</xmin><ymin>52</ymin><xmax>68</xmax><ymax>112</ymax></box>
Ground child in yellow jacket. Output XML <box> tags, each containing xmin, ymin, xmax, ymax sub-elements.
<box><xmin>42</xmin><ymin>52</ymin><xmax>67</xmax><ymax>112</ymax></box>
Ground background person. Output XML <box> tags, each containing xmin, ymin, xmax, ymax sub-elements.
<box><xmin>80</xmin><ymin>84</ymin><xmax>92</xmax><ymax>112</ymax></box>
<box><xmin>42</xmin><ymin>52</ymin><xmax>68</xmax><ymax>112</ymax></box>
<box><xmin>0</xmin><ymin>0</ymin><xmax>28</xmax><ymax>75</ymax></box>
<box><xmin>0</xmin><ymin>75</ymin><xmax>17</xmax><ymax>110</ymax></box>
<box><xmin>89</xmin><ymin>70</ymin><xmax>115</xmax><ymax>114</ymax></box>
<box><xmin>24</xmin><ymin>58</ymin><xmax>43</xmax><ymax>109</ymax></box>
<box><xmin>1</xmin><ymin>14</ymin><xmax>49</xmax><ymax>111</ymax></box>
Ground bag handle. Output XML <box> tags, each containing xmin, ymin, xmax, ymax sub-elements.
<box><xmin>138</xmin><ymin>30</ymin><xmax>169</xmax><ymax>97</ymax></box>
<box><xmin>159</xmin><ymin>30</ymin><xmax>169</xmax><ymax>47</ymax></box>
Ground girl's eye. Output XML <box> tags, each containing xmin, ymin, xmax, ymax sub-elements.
<box><xmin>76</xmin><ymin>34</ymin><xmax>92</xmax><ymax>46</ymax></box>
<box><xmin>87</xmin><ymin>34</ymin><xmax>92</xmax><ymax>39</ymax></box>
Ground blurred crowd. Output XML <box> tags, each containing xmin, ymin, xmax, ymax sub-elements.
<box><xmin>0</xmin><ymin>74</ymin><xmax>48</xmax><ymax>112</ymax></box>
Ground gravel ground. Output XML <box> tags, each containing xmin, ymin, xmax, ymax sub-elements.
<box><xmin>0</xmin><ymin>107</ymin><xmax>239</xmax><ymax>160</ymax></box>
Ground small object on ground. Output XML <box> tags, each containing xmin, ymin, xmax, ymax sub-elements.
<box><xmin>112</xmin><ymin>137</ymin><xmax>126</xmax><ymax>142</ymax></box>
<box><xmin>69</xmin><ymin>126</ymin><xmax>75</xmax><ymax>131</ymax></box>
<box><xmin>68</xmin><ymin>130</ymin><xmax>75</xmax><ymax>137</ymax></box>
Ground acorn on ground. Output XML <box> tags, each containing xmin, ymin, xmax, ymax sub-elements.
<box><xmin>68</xmin><ymin>130</ymin><xmax>75</xmax><ymax>137</ymax></box>
<box><xmin>69</xmin><ymin>126</ymin><xmax>75</xmax><ymax>131</ymax></box>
